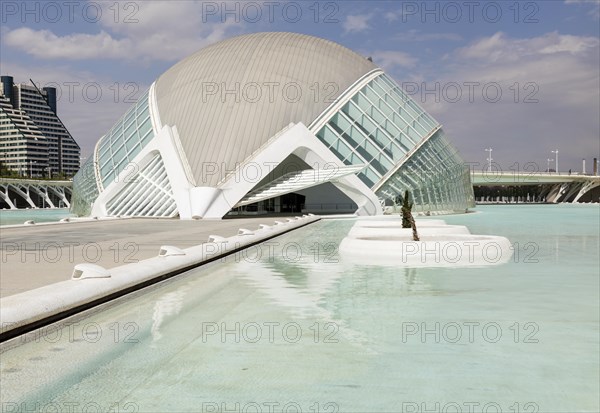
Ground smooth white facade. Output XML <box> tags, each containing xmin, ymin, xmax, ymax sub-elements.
<box><xmin>89</xmin><ymin>117</ymin><xmax>381</xmax><ymax>219</ymax></box>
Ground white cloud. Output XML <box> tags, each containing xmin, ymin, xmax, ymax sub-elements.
<box><xmin>457</xmin><ymin>31</ymin><xmax>599</xmax><ymax>62</ymax></box>
<box><xmin>343</xmin><ymin>14</ymin><xmax>373</xmax><ymax>34</ymax></box>
<box><xmin>2</xmin><ymin>1</ymin><xmax>238</xmax><ymax>62</ymax></box>
<box><xmin>395</xmin><ymin>30</ymin><xmax>463</xmax><ymax>42</ymax></box>
<box><xmin>455</xmin><ymin>32</ymin><xmax>507</xmax><ymax>61</ymax></box>
<box><xmin>370</xmin><ymin>50</ymin><xmax>418</xmax><ymax>71</ymax></box>
<box><xmin>423</xmin><ymin>32</ymin><xmax>600</xmax><ymax>169</ymax></box>
<box><xmin>565</xmin><ymin>0</ymin><xmax>600</xmax><ymax>20</ymax></box>
<box><xmin>384</xmin><ymin>11</ymin><xmax>399</xmax><ymax>22</ymax></box>
<box><xmin>4</xmin><ymin>28</ymin><xmax>134</xmax><ymax>60</ymax></box>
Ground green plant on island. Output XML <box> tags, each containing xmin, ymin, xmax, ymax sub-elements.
<box><xmin>400</xmin><ymin>190</ymin><xmax>420</xmax><ymax>241</ymax></box>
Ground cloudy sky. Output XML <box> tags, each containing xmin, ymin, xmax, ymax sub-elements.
<box><xmin>1</xmin><ymin>0</ymin><xmax>598</xmax><ymax>172</ymax></box>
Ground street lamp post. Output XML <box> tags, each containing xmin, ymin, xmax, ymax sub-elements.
<box><xmin>546</xmin><ymin>158</ymin><xmax>553</xmax><ymax>173</ymax></box>
<box><xmin>485</xmin><ymin>148</ymin><xmax>493</xmax><ymax>172</ymax></box>
<box><xmin>551</xmin><ymin>150</ymin><xmax>559</xmax><ymax>174</ymax></box>
<box><xmin>29</xmin><ymin>160</ymin><xmax>37</xmax><ymax>178</ymax></box>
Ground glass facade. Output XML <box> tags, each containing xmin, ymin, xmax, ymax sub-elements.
<box><xmin>71</xmin><ymin>89</ymin><xmax>155</xmax><ymax>216</ymax></box>
<box><xmin>316</xmin><ymin>74</ymin><xmax>439</xmax><ymax>188</ymax></box>
<box><xmin>96</xmin><ymin>90</ymin><xmax>154</xmax><ymax>188</ymax></box>
<box><xmin>315</xmin><ymin>73</ymin><xmax>473</xmax><ymax>212</ymax></box>
<box><xmin>376</xmin><ymin>129</ymin><xmax>475</xmax><ymax>213</ymax></box>
<box><xmin>71</xmin><ymin>156</ymin><xmax>100</xmax><ymax>216</ymax></box>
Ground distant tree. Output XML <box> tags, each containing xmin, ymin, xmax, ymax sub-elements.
<box><xmin>0</xmin><ymin>161</ymin><xmax>19</xmax><ymax>178</ymax></box>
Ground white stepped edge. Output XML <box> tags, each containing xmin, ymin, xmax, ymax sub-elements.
<box><xmin>348</xmin><ymin>225</ymin><xmax>471</xmax><ymax>239</ymax></box>
<box><xmin>339</xmin><ymin>234</ymin><xmax>513</xmax><ymax>267</ymax></box>
<box><xmin>0</xmin><ymin>216</ymin><xmax>321</xmax><ymax>335</ymax></box>
<box><xmin>355</xmin><ymin>219</ymin><xmax>447</xmax><ymax>228</ymax></box>
<box><xmin>340</xmin><ymin>220</ymin><xmax>513</xmax><ymax>267</ymax></box>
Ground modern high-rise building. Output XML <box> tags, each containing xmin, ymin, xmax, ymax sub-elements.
<box><xmin>72</xmin><ymin>32</ymin><xmax>474</xmax><ymax>219</ymax></box>
<box><xmin>0</xmin><ymin>76</ymin><xmax>80</xmax><ymax>178</ymax></box>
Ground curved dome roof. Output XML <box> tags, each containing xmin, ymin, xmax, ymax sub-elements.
<box><xmin>154</xmin><ymin>32</ymin><xmax>378</xmax><ymax>187</ymax></box>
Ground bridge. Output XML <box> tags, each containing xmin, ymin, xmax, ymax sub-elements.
<box><xmin>1</xmin><ymin>171</ymin><xmax>598</xmax><ymax>210</ymax></box>
<box><xmin>0</xmin><ymin>178</ymin><xmax>72</xmax><ymax>209</ymax></box>
<box><xmin>471</xmin><ymin>171</ymin><xmax>600</xmax><ymax>203</ymax></box>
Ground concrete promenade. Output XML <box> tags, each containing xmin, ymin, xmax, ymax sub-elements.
<box><xmin>0</xmin><ymin>217</ymin><xmax>287</xmax><ymax>298</ymax></box>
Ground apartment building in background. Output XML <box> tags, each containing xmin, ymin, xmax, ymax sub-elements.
<box><xmin>0</xmin><ymin>75</ymin><xmax>80</xmax><ymax>178</ymax></box>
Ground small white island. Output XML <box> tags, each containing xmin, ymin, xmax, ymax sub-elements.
<box><xmin>340</xmin><ymin>218</ymin><xmax>513</xmax><ymax>267</ymax></box>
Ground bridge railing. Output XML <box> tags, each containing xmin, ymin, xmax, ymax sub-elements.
<box><xmin>0</xmin><ymin>178</ymin><xmax>73</xmax><ymax>186</ymax></box>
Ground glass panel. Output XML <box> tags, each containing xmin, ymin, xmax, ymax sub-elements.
<box><xmin>357</xmin><ymin>172</ymin><xmax>374</xmax><ymax>187</ymax></box>
<box><xmin>136</xmin><ymin>106</ymin><xmax>150</xmax><ymax>123</ymax></box>
<box><xmin>110</xmin><ymin>124</ymin><xmax>124</xmax><ymax>146</ymax></box>
<box><xmin>362</xmin><ymin>167</ymin><xmax>380</xmax><ymax>183</ymax></box>
<box><xmin>318</xmin><ymin>126</ymin><xmax>338</xmax><ymax>147</ymax></box>
<box><xmin>112</xmin><ymin>144</ymin><xmax>127</xmax><ymax>164</ymax></box>
<box><xmin>376</xmin><ymin>129</ymin><xmax>474</xmax><ymax>213</ymax></box>
<box><xmin>124</xmin><ymin>123</ymin><xmax>138</xmax><ymax>147</ymax></box>
<box><xmin>331</xmin><ymin>112</ymin><xmax>352</xmax><ymax>134</ymax></box>
<box><xmin>98</xmin><ymin>151</ymin><xmax>112</xmax><ymax>169</ymax></box>
<box><xmin>137</xmin><ymin>118</ymin><xmax>152</xmax><ymax>141</ymax></box>
<box><xmin>332</xmin><ymin>138</ymin><xmax>353</xmax><ymax>161</ymax></box>
<box><xmin>136</xmin><ymin>93</ymin><xmax>149</xmax><ymax>108</ymax></box>
<box><xmin>100</xmin><ymin>163</ymin><xmax>114</xmax><ymax>184</ymax></box>
<box><xmin>139</xmin><ymin>129</ymin><xmax>154</xmax><ymax>147</ymax></box>
<box><xmin>123</xmin><ymin>109</ymin><xmax>136</xmax><ymax>129</ymax></box>
<box><xmin>98</xmin><ymin>139</ymin><xmax>111</xmax><ymax>159</ymax></box>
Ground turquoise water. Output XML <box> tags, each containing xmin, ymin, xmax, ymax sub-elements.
<box><xmin>1</xmin><ymin>205</ymin><xmax>598</xmax><ymax>412</ymax></box>
<box><xmin>0</xmin><ymin>209</ymin><xmax>75</xmax><ymax>226</ymax></box>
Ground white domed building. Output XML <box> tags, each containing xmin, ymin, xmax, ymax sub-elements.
<box><xmin>72</xmin><ymin>32</ymin><xmax>474</xmax><ymax>219</ymax></box>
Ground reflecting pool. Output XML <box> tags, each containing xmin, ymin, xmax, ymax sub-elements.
<box><xmin>1</xmin><ymin>205</ymin><xmax>598</xmax><ymax>412</ymax></box>
<box><xmin>0</xmin><ymin>209</ymin><xmax>75</xmax><ymax>226</ymax></box>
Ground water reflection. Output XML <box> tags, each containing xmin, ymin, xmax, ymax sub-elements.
<box><xmin>231</xmin><ymin>247</ymin><xmax>438</xmax><ymax>354</ymax></box>
<box><xmin>233</xmin><ymin>259</ymin><xmax>340</xmax><ymax>318</ymax></box>
<box><xmin>151</xmin><ymin>287</ymin><xmax>190</xmax><ymax>342</ymax></box>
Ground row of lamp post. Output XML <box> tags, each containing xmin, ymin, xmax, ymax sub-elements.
<box><xmin>24</xmin><ymin>161</ymin><xmax>51</xmax><ymax>178</ymax></box>
<box><xmin>1</xmin><ymin>157</ymin><xmax>56</xmax><ymax>179</ymax></box>
<box><xmin>484</xmin><ymin>148</ymin><xmax>560</xmax><ymax>174</ymax></box>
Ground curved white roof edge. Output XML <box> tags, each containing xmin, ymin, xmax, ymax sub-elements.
<box><xmin>154</xmin><ymin>32</ymin><xmax>378</xmax><ymax>187</ymax></box>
